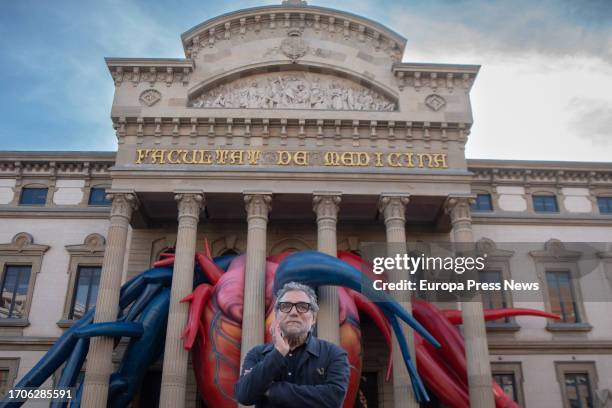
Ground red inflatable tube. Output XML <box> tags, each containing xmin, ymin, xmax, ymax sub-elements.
<box><xmin>195</xmin><ymin>252</ymin><xmax>224</xmax><ymax>285</ymax></box>
<box><xmin>153</xmin><ymin>256</ymin><xmax>175</xmax><ymax>267</ymax></box>
<box><xmin>441</xmin><ymin>308</ymin><xmax>560</xmax><ymax>325</ymax></box>
<box><xmin>351</xmin><ymin>290</ymin><xmax>394</xmax><ymax>381</ymax></box>
<box><xmin>181</xmin><ymin>284</ymin><xmax>213</xmax><ymax>350</ymax></box>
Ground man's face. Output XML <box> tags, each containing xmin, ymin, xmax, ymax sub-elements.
<box><xmin>275</xmin><ymin>290</ymin><xmax>316</xmax><ymax>338</ymax></box>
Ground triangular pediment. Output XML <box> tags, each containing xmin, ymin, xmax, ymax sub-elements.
<box><xmin>189</xmin><ymin>70</ymin><xmax>396</xmax><ymax>111</ymax></box>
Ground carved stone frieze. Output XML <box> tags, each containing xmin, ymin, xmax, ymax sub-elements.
<box><xmin>190</xmin><ymin>71</ymin><xmax>395</xmax><ymax>111</ymax></box>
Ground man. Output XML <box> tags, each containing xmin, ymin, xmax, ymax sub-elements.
<box><xmin>234</xmin><ymin>282</ymin><xmax>350</xmax><ymax>407</ymax></box>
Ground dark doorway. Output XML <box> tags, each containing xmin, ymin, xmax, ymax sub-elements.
<box><xmin>420</xmin><ymin>387</ymin><xmax>446</xmax><ymax>408</ymax></box>
<box><xmin>354</xmin><ymin>371</ymin><xmax>379</xmax><ymax>408</ymax></box>
<box><xmin>136</xmin><ymin>370</ymin><xmax>162</xmax><ymax>407</ymax></box>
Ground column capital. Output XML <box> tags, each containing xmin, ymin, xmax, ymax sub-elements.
<box><xmin>378</xmin><ymin>194</ymin><xmax>410</xmax><ymax>224</ymax></box>
<box><xmin>174</xmin><ymin>192</ymin><xmax>205</xmax><ymax>220</ymax></box>
<box><xmin>244</xmin><ymin>193</ymin><xmax>272</xmax><ymax>220</ymax></box>
<box><xmin>313</xmin><ymin>193</ymin><xmax>341</xmax><ymax>221</ymax></box>
<box><xmin>444</xmin><ymin>194</ymin><xmax>475</xmax><ymax>224</ymax></box>
<box><xmin>106</xmin><ymin>191</ymin><xmax>139</xmax><ymax>219</ymax></box>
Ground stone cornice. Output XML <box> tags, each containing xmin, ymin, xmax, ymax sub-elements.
<box><xmin>0</xmin><ymin>208</ymin><xmax>111</xmax><ymax>219</ymax></box>
<box><xmin>0</xmin><ymin>232</ymin><xmax>49</xmax><ymax>255</ymax></box>
<box><xmin>180</xmin><ymin>5</ymin><xmax>406</xmax><ymax>61</ymax></box>
<box><xmin>65</xmin><ymin>233</ymin><xmax>106</xmax><ymax>255</ymax></box>
<box><xmin>471</xmin><ymin>213</ymin><xmax>612</xmax><ymax>226</ymax></box>
<box><xmin>0</xmin><ymin>152</ymin><xmax>115</xmax><ymax>161</ymax></box>
<box><xmin>468</xmin><ymin>159</ymin><xmax>612</xmax><ymax>171</ymax></box>
<box><xmin>488</xmin><ymin>340</ymin><xmax>612</xmax><ymax>355</ymax></box>
<box><xmin>392</xmin><ymin>62</ymin><xmax>480</xmax><ymax>91</ymax></box>
<box><xmin>105</xmin><ymin>58</ymin><xmax>194</xmax><ymax>87</ymax></box>
<box><xmin>469</xmin><ymin>163</ymin><xmax>612</xmax><ymax>188</ymax></box>
<box><xmin>0</xmin><ymin>155</ymin><xmax>113</xmax><ymax>180</ymax></box>
<box><xmin>108</xmin><ymin>115</ymin><xmax>472</xmax><ymax>147</ymax></box>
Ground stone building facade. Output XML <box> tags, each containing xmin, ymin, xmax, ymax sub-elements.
<box><xmin>1</xmin><ymin>2</ymin><xmax>612</xmax><ymax>408</ymax></box>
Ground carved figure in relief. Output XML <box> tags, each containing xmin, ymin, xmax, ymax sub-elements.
<box><xmin>190</xmin><ymin>71</ymin><xmax>396</xmax><ymax>111</ymax></box>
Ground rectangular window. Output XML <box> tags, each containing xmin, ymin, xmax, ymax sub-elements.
<box><xmin>0</xmin><ymin>369</ymin><xmax>9</xmax><ymax>398</ymax></box>
<box><xmin>0</xmin><ymin>359</ymin><xmax>19</xmax><ymax>399</ymax></box>
<box><xmin>88</xmin><ymin>188</ymin><xmax>111</xmax><ymax>206</ymax></box>
<box><xmin>533</xmin><ymin>195</ymin><xmax>559</xmax><ymax>213</ymax></box>
<box><xmin>493</xmin><ymin>373</ymin><xmax>518</xmax><ymax>403</ymax></box>
<box><xmin>546</xmin><ymin>271</ymin><xmax>579</xmax><ymax>323</ymax></box>
<box><xmin>0</xmin><ymin>265</ymin><xmax>32</xmax><ymax>319</ymax></box>
<box><xmin>471</xmin><ymin>194</ymin><xmax>493</xmax><ymax>212</ymax></box>
<box><xmin>69</xmin><ymin>266</ymin><xmax>101</xmax><ymax>320</ymax></box>
<box><xmin>597</xmin><ymin>196</ymin><xmax>612</xmax><ymax>214</ymax></box>
<box><xmin>479</xmin><ymin>271</ymin><xmax>508</xmax><ymax>323</ymax></box>
<box><xmin>19</xmin><ymin>187</ymin><xmax>48</xmax><ymax>206</ymax></box>
<box><xmin>564</xmin><ymin>372</ymin><xmax>593</xmax><ymax>408</ymax></box>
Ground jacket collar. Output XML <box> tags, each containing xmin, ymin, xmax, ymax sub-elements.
<box><xmin>262</xmin><ymin>332</ymin><xmax>320</xmax><ymax>358</ymax></box>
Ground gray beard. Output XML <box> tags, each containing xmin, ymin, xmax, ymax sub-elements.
<box><xmin>283</xmin><ymin>331</ymin><xmax>307</xmax><ymax>349</ymax></box>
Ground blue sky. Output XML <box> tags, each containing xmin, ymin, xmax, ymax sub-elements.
<box><xmin>1</xmin><ymin>0</ymin><xmax>611</xmax><ymax>161</ymax></box>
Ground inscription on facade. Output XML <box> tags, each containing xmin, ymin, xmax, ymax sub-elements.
<box><xmin>135</xmin><ymin>149</ymin><xmax>448</xmax><ymax>169</ymax></box>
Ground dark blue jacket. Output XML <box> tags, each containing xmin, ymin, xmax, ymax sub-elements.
<box><xmin>234</xmin><ymin>335</ymin><xmax>350</xmax><ymax>408</ymax></box>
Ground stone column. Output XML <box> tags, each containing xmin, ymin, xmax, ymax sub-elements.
<box><xmin>379</xmin><ymin>195</ymin><xmax>419</xmax><ymax>408</ymax></box>
<box><xmin>240</xmin><ymin>193</ymin><xmax>272</xmax><ymax>364</ymax></box>
<box><xmin>82</xmin><ymin>192</ymin><xmax>138</xmax><ymax>408</ymax></box>
<box><xmin>159</xmin><ymin>193</ymin><xmax>204</xmax><ymax>408</ymax></box>
<box><xmin>313</xmin><ymin>193</ymin><xmax>341</xmax><ymax>345</ymax></box>
<box><xmin>445</xmin><ymin>196</ymin><xmax>494</xmax><ymax>408</ymax></box>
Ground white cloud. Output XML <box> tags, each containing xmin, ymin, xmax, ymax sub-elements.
<box><xmin>567</xmin><ymin>97</ymin><xmax>612</xmax><ymax>148</ymax></box>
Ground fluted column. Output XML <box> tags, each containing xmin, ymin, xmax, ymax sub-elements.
<box><xmin>379</xmin><ymin>195</ymin><xmax>418</xmax><ymax>408</ymax></box>
<box><xmin>159</xmin><ymin>193</ymin><xmax>204</xmax><ymax>408</ymax></box>
<box><xmin>445</xmin><ymin>196</ymin><xmax>494</xmax><ymax>408</ymax></box>
<box><xmin>82</xmin><ymin>192</ymin><xmax>138</xmax><ymax>408</ymax></box>
<box><xmin>313</xmin><ymin>193</ymin><xmax>341</xmax><ymax>345</ymax></box>
<box><xmin>240</xmin><ymin>193</ymin><xmax>272</xmax><ymax>364</ymax></box>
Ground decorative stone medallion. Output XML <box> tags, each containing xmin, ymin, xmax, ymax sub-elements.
<box><xmin>425</xmin><ymin>94</ymin><xmax>446</xmax><ymax>111</ymax></box>
<box><xmin>280</xmin><ymin>29</ymin><xmax>308</xmax><ymax>62</ymax></box>
<box><xmin>139</xmin><ymin>89</ymin><xmax>162</xmax><ymax>107</ymax></box>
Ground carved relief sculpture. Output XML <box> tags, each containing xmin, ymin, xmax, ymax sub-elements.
<box><xmin>190</xmin><ymin>72</ymin><xmax>396</xmax><ymax>111</ymax></box>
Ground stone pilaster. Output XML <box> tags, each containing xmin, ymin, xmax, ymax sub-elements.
<box><xmin>240</xmin><ymin>193</ymin><xmax>272</xmax><ymax>364</ymax></box>
<box><xmin>82</xmin><ymin>192</ymin><xmax>138</xmax><ymax>408</ymax></box>
<box><xmin>378</xmin><ymin>194</ymin><xmax>419</xmax><ymax>408</ymax></box>
<box><xmin>445</xmin><ymin>195</ymin><xmax>495</xmax><ymax>408</ymax></box>
<box><xmin>313</xmin><ymin>193</ymin><xmax>341</xmax><ymax>345</ymax></box>
<box><xmin>159</xmin><ymin>193</ymin><xmax>204</xmax><ymax>408</ymax></box>
<box><xmin>597</xmin><ymin>250</ymin><xmax>612</xmax><ymax>293</ymax></box>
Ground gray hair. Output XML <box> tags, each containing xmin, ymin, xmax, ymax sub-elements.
<box><xmin>274</xmin><ymin>282</ymin><xmax>319</xmax><ymax>314</ymax></box>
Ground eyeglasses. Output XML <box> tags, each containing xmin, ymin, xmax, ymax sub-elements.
<box><xmin>276</xmin><ymin>301</ymin><xmax>312</xmax><ymax>314</ymax></box>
